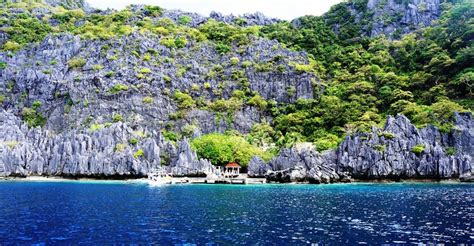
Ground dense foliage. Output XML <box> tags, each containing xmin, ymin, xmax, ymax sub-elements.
<box><xmin>191</xmin><ymin>133</ymin><xmax>273</xmax><ymax>167</ymax></box>
<box><xmin>261</xmin><ymin>1</ymin><xmax>473</xmax><ymax>147</ymax></box>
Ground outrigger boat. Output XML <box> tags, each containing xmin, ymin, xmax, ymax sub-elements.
<box><xmin>147</xmin><ymin>171</ymin><xmax>173</xmax><ymax>186</ymax></box>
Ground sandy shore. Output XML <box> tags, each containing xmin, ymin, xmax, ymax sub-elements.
<box><xmin>0</xmin><ymin>175</ymin><xmax>467</xmax><ymax>185</ymax></box>
<box><xmin>0</xmin><ymin>176</ymin><xmax>149</xmax><ymax>184</ymax></box>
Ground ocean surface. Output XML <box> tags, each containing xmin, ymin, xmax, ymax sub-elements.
<box><xmin>0</xmin><ymin>181</ymin><xmax>472</xmax><ymax>244</ymax></box>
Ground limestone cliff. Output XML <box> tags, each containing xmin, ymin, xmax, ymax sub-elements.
<box><xmin>249</xmin><ymin>113</ymin><xmax>473</xmax><ymax>182</ymax></box>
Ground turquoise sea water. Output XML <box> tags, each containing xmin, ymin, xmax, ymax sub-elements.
<box><xmin>0</xmin><ymin>181</ymin><xmax>472</xmax><ymax>244</ymax></box>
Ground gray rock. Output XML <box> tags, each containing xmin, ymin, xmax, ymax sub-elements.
<box><xmin>250</xmin><ymin>113</ymin><xmax>473</xmax><ymax>183</ymax></box>
<box><xmin>126</xmin><ymin>6</ymin><xmax>279</xmax><ymax>28</ymax></box>
<box><xmin>167</xmin><ymin>138</ymin><xmax>215</xmax><ymax>177</ymax></box>
<box><xmin>0</xmin><ymin>109</ymin><xmax>163</xmax><ymax>178</ymax></box>
<box><xmin>265</xmin><ymin>144</ymin><xmax>340</xmax><ymax>183</ymax></box>
<box><xmin>460</xmin><ymin>173</ymin><xmax>474</xmax><ymax>182</ymax></box>
<box><xmin>307</xmin><ymin>165</ymin><xmax>340</xmax><ymax>184</ymax></box>
<box><xmin>210</xmin><ymin>11</ymin><xmax>281</xmax><ymax>26</ymax></box>
<box><xmin>327</xmin><ymin>0</ymin><xmax>443</xmax><ymax>39</ymax></box>
<box><xmin>0</xmin><ymin>109</ymin><xmax>216</xmax><ymax>178</ymax></box>
<box><xmin>45</xmin><ymin>0</ymin><xmax>92</xmax><ymax>11</ymax></box>
<box><xmin>247</xmin><ymin>156</ymin><xmax>270</xmax><ymax>177</ymax></box>
<box><xmin>335</xmin><ymin>113</ymin><xmax>473</xmax><ymax>179</ymax></box>
<box><xmin>1</xmin><ymin>32</ymin><xmax>315</xmax><ymax>136</ymax></box>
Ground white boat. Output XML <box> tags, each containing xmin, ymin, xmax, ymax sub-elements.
<box><xmin>147</xmin><ymin>171</ymin><xmax>173</xmax><ymax>186</ymax></box>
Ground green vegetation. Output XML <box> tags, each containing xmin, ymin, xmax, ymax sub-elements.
<box><xmin>247</xmin><ymin>94</ymin><xmax>268</xmax><ymax>111</ymax></box>
<box><xmin>411</xmin><ymin>144</ymin><xmax>425</xmax><ymax>155</ymax></box>
<box><xmin>144</xmin><ymin>5</ymin><xmax>163</xmax><ymax>17</ymax></box>
<box><xmin>191</xmin><ymin>133</ymin><xmax>273</xmax><ymax>167</ymax></box>
<box><xmin>108</xmin><ymin>84</ymin><xmax>129</xmax><ymax>94</ymax></box>
<box><xmin>178</xmin><ymin>15</ymin><xmax>192</xmax><ymax>25</ymax></box>
<box><xmin>92</xmin><ymin>64</ymin><xmax>103</xmax><ymax>71</ymax></box>
<box><xmin>174</xmin><ymin>91</ymin><xmax>195</xmax><ymax>109</ymax></box>
<box><xmin>114</xmin><ymin>143</ymin><xmax>127</xmax><ymax>152</ymax></box>
<box><xmin>160</xmin><ymin>38</ymin><xmax>176</xmax><ymax>48</ymax></box>
<box><xmin>209</xmin><ymin>97</ymin><xmax>243</xmax><ymax>113</ymax></box>
<box><xmin>138</xmin><ymin>67</ymin><xmax>152</xmax><ymax>74</ymax></box>
<box><xmin>162</xmin><ymin>129</ymin><xmax>179</xmax><ymax>142</ymax></box>
<box><xmin>445</xmin><ymin>147</ymin><xmax>457</xmax><ymax>156</ymax></box>
<box><xmin>256</xmin><ymin>1</ymin><xmax>473</xmax><ymax>149</ymax></box>
<box><xmin>133</xmin><ymin>149</ymin><xmax>145</xmax><ymax>158</ymax></box>
<box><xmin>3</xmin><ymin>140</ymin><xmax>19</xmax><ymax>150</ymax></box>
<box><xmin>105</xmin><ymin>71</ymin><xmax>114</xmax><ymax>78</ymax></box>
<box><xmin>314</xmin><ymin>134</ymin><xmax>340</xmax><ymax>152</ymax></box>
<box><xmin>174</xmin><ymin>36</ymin><xmax>188</xmax><ymax>48</ymax></box>
<box><xmin>230</xmin><ymin>57</ymin><xmax>240</xmax><ymax>65</ymax></box>
<box><xmin>21</xmin><ymin>100</ymin><xmax>46</xmax><ymax>128</ymax></box>
<box><xmin>129</xmin><ymin>138</ymin><xmax>139</xmax><ymax>145</ymax></box>
<box><xmin>89</xmin><ymin>123</ymin><xmax>104</xmax><ymax>132</ymax></box>
<box><xmin>379</xmin><ymin>132</ymin><xmax>396</xmax><ymax>139</ymax></box>
<box><xmin>182</xmin><ymin>124</ymin><xmax>196</xmax><ymax>137</ymax></box>
<box><xmin>1</xmin><ymin>9</ymin><xmax>52</xmax><ymax>49</ymax></box>
<box><xmin>2</xmin><ymin>41</ymin><xmax>21</xmax><ymax>52</ymax></box>
<box><xmin>68</xmin><ymin>57</ymin><xmax>86</xmax><ymax>69</ymax></box>
<box><xmin>142</xmin><ymin>96</ymin><xmax>154</xmax><ymax>104</ymax></box>
<box><xmin>112</xmin><ymin>113</ymin><xmax>123</xmax><ymax>122</ymax></box>
<box><xmin>374</xmin><ymin>144</ymin><xmax>386</xmax><ymax>152</ymax></box>
<box><xmin>143</xmin><ymin>53</ymin><xmax>152</xmax><ymax>61</ymax></box>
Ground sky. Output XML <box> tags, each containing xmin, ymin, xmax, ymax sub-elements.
<box><xmin>86</xmin><ymin>0</ymin><xmax>344</xmax><ymax>20</ymax></box>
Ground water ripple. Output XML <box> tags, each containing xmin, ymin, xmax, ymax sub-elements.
<box><xmin>0</xmin><ymin>182</ymin><xmax>472</xmax><ymax>244</ymax></box>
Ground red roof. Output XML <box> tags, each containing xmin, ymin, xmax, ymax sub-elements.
<box><xmin>226</xmin><ymin>162</ymin><xmax>241</xmax><ymax>168</ymax></box>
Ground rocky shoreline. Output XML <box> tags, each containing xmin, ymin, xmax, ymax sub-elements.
<box><xmin>1</xmin><ymin>110</ymin><xmax>472</xmax><ymax>183</ymax></box>
<box><xmin>248</xmin><ymin>112</ymin><xmax>473</xmax><ymax>183</ymax></box>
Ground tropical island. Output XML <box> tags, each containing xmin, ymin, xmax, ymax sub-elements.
<box><xmin>0</xmin><ymin>0</ymin><xmax>472</xmax><ymax>183</ymax></box>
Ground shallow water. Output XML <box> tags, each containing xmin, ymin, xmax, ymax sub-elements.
<box><xmin>0</xmin><ymin>181</ymin><xmax>472</xmax><ymax>244</ymax></box>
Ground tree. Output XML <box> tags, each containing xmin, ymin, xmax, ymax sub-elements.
<box><xmin>191</xmin><ymin>134</ymin><xmax>272</xmax><ymax>167</ymax></box>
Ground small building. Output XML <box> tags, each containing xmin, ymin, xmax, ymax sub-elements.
<box><xmin>225</xmin><ymin>162</ymin><xmax>241</xmax><ymax>178</ymax></box>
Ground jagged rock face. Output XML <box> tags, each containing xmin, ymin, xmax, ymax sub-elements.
<box><xmin>166</xmin><ymin>138</ymin><xmax>215</xmax><ymax>177</ymax></box>
<box><xmin>0</xmin><ymin>33</ymin><xmax>315</xmax><ymax>135</ymax></box>
<box><xmin>0</xmin><ymin>109</ymin><xmax>214</xmax><ymax>178</ymax></box>
<box><xmin>331</xmin><ymin>0</ymin><xmax>443</xmax><ymax>39</ymax></box>
<box><xmin>44</xmin><ymin>0</ymin><xmax>91</xmax><ymax>10</ymax></box>
<box><xmin>124</xmin><ymin>5</ymin><xmax>280</xmax><ymax>28</ymax></box>
<box><xmin>336</xmin><ymin>113</ymin><xmax>473</xmax><ymax>179</ymax></box>
<box><xmin>250</xmin><ymin>113</ymin><xmax>473</xmax><ymax>183</ymax></box>
<box><xmin>264</xmin><ymin>144</ymin><xmax>340</xmax><ymax>183</ymax></box>
<box><xmin>247</xmin><ymin>156</ymin><xmax>270</xmax><ymax>177</ymax></box>
<box><xmin>210</xmin><ymin>11</ymin><xmax>280</xmax><ymax>26</ymax></box>
<box><xmin>0</xmin><ymin>109</ymin><xmax>160</xmax><ymax>177</ymax></box>
<box><xmin>367</xmin><ymin>0</ymin><xmax>442</xmax><ymax>37</ymax></box>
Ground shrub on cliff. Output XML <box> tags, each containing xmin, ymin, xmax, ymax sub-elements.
<box><xmin>21</xmin><ymin>106</ymin><xmax>46</xmax><ymax>128</ymax></box>
<box><xmin>411</xmin><ymin>144</ymin><xmax>425</xmax><ymax>155</ymax></box>
<box><xmin>112</xmin><ymin>113</ymin><xmax>123</xmax><ymax>122</ymax></box>
<box><xmin>133</xmin><ymin>149</ymin><xmax>145</xmax><ymax>158</ymax></box>
<box><xmin>144</xmin><ymin>5</ymin><xmax>163</xmax><ymax>17</ymax></box>
<box><xmin>174</xmin><ymin>91</ymin><xmax>195</xmax><ymax>109</ymax></box>
<box><xmin>108</xmin><ymin>84</ymin><xmax>129</xmax><ymax>94</ymax></box>
<box><xmin>247</xmin><ymin>94</ymin><xmax>268</xmax><ymax>111</ymax></box>
<box><xmin>2</xmin><ymin>41</ymin><xmax>21</xmax><ymax>52</ymax></box>
<box><xmin>68</xmin><ymin>57</ymin><xmax>86</xmax><ymax>69</ymax></box>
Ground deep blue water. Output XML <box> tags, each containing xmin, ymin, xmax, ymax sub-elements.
<box><xmin>0</xmin><ymin>181</ymin><xmax>472</xmax><ymax>244</ymax></box>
